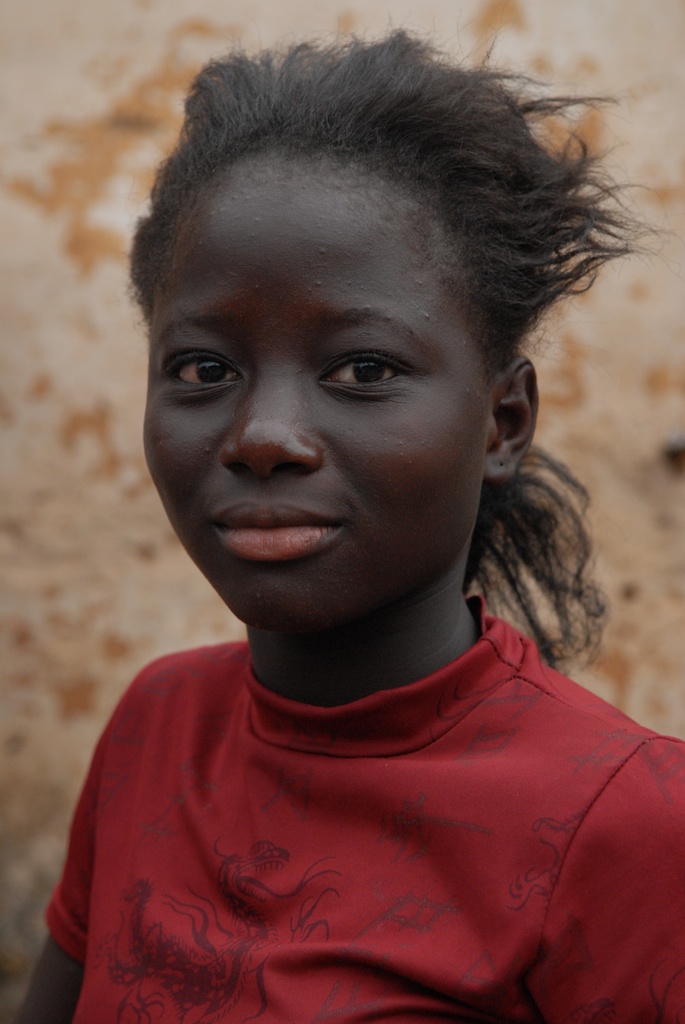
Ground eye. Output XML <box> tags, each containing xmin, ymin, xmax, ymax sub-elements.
<box><xmin>168</xmin><ymin>353</ymin><xmax>238</xmax><ymax>385</ymax></box>
<box><xmin>325</xmin><ymin>356</ymin><xmax>398</xmax><ymax>385</ymax></box>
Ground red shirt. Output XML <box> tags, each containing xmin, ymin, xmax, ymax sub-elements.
<box><xmin>47</xmin><ymin>608</ymin><xmax>685</xmax><ymax>1022</ymax></box>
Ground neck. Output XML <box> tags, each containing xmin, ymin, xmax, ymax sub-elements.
<box><xmin>247</xmin><ymin>570</ymin><xmax>479</xmax><ymax>706</ymax></box>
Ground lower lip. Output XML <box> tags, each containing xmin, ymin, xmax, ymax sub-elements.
<box><xmin>217</xmin><ymin>525</ymin><xmax>338</xmax><ymax>561</ymax></box>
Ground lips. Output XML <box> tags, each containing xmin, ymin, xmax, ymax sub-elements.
<box><xmin>218</xmin><ymin>525</ymin><xmax>338</xmax><ymax>561</ymax></box>
<box><xmin>212</xmin><ymin>506</ymin><xmax>340</xmax><ymax>562</ymax></box>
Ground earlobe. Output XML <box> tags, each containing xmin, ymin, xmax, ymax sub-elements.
<box><xmin>484</xmin><ymin>357</ymin><xmax>538</xmax><ymax>486</ymax></box>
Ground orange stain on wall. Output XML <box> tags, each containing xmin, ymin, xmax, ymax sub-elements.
<box><xmin>101</xmin><ymin>632</ymin><xmax>133</xmax><ymax>661</ymax></box>
<box><xmin>574</xmin><ymin>107</ymin><xmax>604</xmax><ymax>153</ymax></box>
<box><xmin>0</xmin><ymin>392</ymin><xmax>15</xmax><ymax>425</ymax></box>
<box><xmin>60</xmin><ymin>404</ymin><xmax>121</xmax><ymax>478</ymax></box>
<box><xmin>646</xmin><ymin>180</ymin><xmax>685</xmax><ymax>208</ymax></box>
<box><xmin>646</xmin><ymin>366</ymin><xmax>685</xmax><ymax>396</ymax></box>
<box><xmin>9</xmin><ymin>20</ymin><xmax>231</xmax><ymax>275</ymax></box>
<box><xmin>27</xmin><ymin>374</ymin><xmax>53</xmax><ymax>401</ymax></box>
<box><xmin>7</xmin><ymin>619</ymin><xmax>34</xmax><ymax>650</ymax></box>
<box><xmin>595</xmin><ymin>647</ymin><xmax>633</xmax><ymax>705</ymax></box>
<box><xmin>473</xmin><ymin>0</ymin><xmax>525</xmax><ymax>36</ymax></box>
<box><xmin>54</xmin><ymin>679</ymin><xmax>97</xmax><ymax>718</ymax></box>
<box><xmin>638</xmin><ymin>161</ymin><xmax>685</xmax><ymax>207</ymax></box>
<box><xmin>575</xmin><ymin>55</ymin><xmax>599</xmax><ymax>77</ymax></box>
<box><xmin>539</xmin><ymin>331</ymin><xmax>587</xmax><ymax>414</ymax></box>
<box><xmin>539</xmin><ymin>105</ymin><xmax>605</xmax><ymax>159</ymax></box>
<box><xmin>337</xmin><ymin>10</ymin><xmax>358</xmax><ymax>34</ymax></box>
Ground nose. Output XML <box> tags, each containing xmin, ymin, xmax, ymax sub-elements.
<box><xmin>219</xmin><ymin>379</ymin><xmax>323</xmax><ymax>478</ymax></box>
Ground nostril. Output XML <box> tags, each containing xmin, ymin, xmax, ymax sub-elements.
<box><xmin>219</xmin><ymin>421</ymin><xmax>323</xmax><ymax>477</ymax></box>
<box><xmin>225</xmin><ymin>458</ymin><xmax>314</xmax><ymax>477</ymax></box>
<box><xmin>271</xmin><ymin>460</ymin><xmax>317</xmax><ymax>475</ymax></box>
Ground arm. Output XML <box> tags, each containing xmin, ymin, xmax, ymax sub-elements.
<box><xmin>15</xmin><ymin>936</ymin><xmax>83</xmax><ymax>1024</ymax></box>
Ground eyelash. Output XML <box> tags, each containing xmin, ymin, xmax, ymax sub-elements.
<box><xmin>165</xmin><ymin>351</ymin><xmax>237</xmax><ymax>385</ymax></box>
<box><xmin>322</xmin><ymin>351</ymin><xmax>403</xmax><ymax>386</ymax></box>
<box><xmin>164</xmin><ymin>349</ymin><xmax>405</xmax><ymax>387</ymax></box>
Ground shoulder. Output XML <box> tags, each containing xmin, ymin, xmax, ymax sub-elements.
<box><xmin>123</xmin><ymin>639</ymin><xmax>250</xmax><ymax>695</ymax></box>
<box><xmin>102</xmin><ymin>640</ymin><xmax>253</xmax><ymax>743</ymax></box>
<box><xmin>75</xmin><ymin>641</ymin><xmax>254</xmax><ymax>823</ymax></box>
<box><xmin>481</xmin><ymin>609</ymin><xmax>660</xmax><ymax>740</ymax></box>
<box><xmin>124</xmin><ymin>640</ymin><xmax>252</xmax><ymax>696</ymax></box>
<box><xmin>471</xmin><ymin>611</ymin><xmax>685</xmax><ymax>824</ymax></box>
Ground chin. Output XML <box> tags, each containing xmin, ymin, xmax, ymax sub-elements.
<box><xmin>241</xmin><ymin>613</ymin><xmax>343</xmax><ymax>636</ymax></box>
<box><xmin>221</xmin><ymin>594</ymin><xmax>344</xmax><ymax>635</ymax></box>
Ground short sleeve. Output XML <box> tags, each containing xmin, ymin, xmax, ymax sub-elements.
<box><xmin>526</xmin><ymin>736</ymin><xmax>685</xmax><ymax>1022</ymax></box>
<box><xmin>45</xmin><ymin>722</ymin><xmax>114</xmax><ymax>963</ymax></box>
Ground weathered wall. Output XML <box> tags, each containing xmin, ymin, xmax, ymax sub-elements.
<box><xmin>1</xmin><ymin>0</ymin><xmax>683</xmax><ymax>1015</ymax></box>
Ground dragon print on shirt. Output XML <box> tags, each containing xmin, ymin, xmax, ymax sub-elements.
<box><xmin>100</xmin><ymin>839</ymin><xmax>341</xmax><ymax>1023</ymax></box>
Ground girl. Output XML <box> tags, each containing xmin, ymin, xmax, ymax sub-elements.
<box><xmin>17</xmin><ymin>31</ymin><xmax>685</xmax><ymax>1024</ymax></box>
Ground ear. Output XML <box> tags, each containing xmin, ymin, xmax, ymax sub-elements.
<box><xmin>483</xmin><ymin>357</ymin><xmax>538</xmax><ymax>486</ymax></box>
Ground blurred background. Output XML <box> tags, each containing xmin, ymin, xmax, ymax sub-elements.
<box><xmin>1</xmin><ymin>0</ymin><xmax>684</xmax><ymax>1016</ymax></box>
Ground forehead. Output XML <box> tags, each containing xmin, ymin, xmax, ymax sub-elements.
<box><xmin>171</xmin><ymin>156</ymin><xmax>446</xmax><ymax>284</ymax></box>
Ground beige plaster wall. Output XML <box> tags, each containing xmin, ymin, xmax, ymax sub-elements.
<box><xmin>1</xmin><ymin>0</ymin><xmax>684</xmax><ymax>1015</ymax></box>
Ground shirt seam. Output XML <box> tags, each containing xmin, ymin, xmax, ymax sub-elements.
<box><xmin>532</xmin><ymin>735</ymin><xmax>658</xmax><ymax>960</ymax></box>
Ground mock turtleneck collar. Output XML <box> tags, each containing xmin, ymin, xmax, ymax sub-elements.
<box><xmin>244</xmin><ymin>600</ymin><xmax>530</xmax><ymax>758</ymax></box>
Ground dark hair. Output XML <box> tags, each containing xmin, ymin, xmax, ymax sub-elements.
<box><xmin>131</xmin><ymin>31</ymin><xmax>637</xmax><ymax>665</ymax></box>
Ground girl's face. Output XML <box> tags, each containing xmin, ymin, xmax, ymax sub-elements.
<box><xmin>144</xmin><ymin>158</ymin><xmax>530</xmax><ymax>633</ymax></box>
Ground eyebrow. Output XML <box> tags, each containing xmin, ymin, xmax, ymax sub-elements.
<box><xmin>156</xmin><ymin>314</ymin><xmax>229</xmax><ymax>344</ymax></box>
<box><xmin>158</xmin><ymin>307</ymin><xmax>422</xmax><ymax>346</ymax></box>
<box><xmin>314</xmin><ymin>308</ymin><xmax>421</xmax><ymax>345</ymax></box>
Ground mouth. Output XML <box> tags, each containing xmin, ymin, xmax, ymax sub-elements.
<box><xmin>216</xmin><ymin>524</ymin><xmax>338</xmax><ymax>561</ymax></box>
<box><xmin>212</xmin><ymin>506</ymin><xmax>340</xmax><ymax>562</ymax></box>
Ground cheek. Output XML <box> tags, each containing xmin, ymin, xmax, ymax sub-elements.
<box><xmin>143</xmin><ymin>408</ymin><xmax>176</xmax><ymax>493</ymax></box>
<box><xmin>143</xmin><ymin>404</ymin><xmax>207</xmax><ymax>510</ymax></box>
<box><xmin>361</xmin><ymin>417</ymin><xmax>488</xmax><ymax>556</ymax></box>
<box><xmin>411</xmin><ymin>449</ymin><xmax>483</xmax><ymax>539</ymax></box>
<box><xmin>382</xmin><ymin>409</ymin><xmax>487</xmax><ymax>504</ymax></box>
